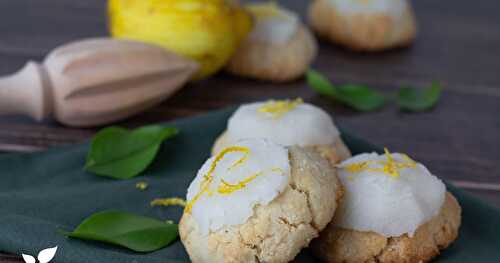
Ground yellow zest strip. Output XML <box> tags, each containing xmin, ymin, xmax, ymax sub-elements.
<box><xmin>228</xmin><ymin>148</ymin><xmax>250</xmax><ymax>171</ymax></box>
<box><xmin>218</xmin><ymin>172</ymin><xmax>264</xmax><ymax>195</ymax></box>
<box><xmin>185</xmin><ymin>146</ymin><xmax>251</xmax><ymax>213</ymax></box>
<box><xmin>151</xmin><ymin>197</ymin><xmax>187</xmax><ymax>207</ymax></box>
<box><xmin>401</xmin><ymin>154</ymin><xmax>417</xmax><ymax>168</ymax></box>
<box><xmin>341</xmin><ymin>148</ymin><xmax>418</xmax><ymax>178</ymax></box>
<box><xmin>380</xmin><ymin>148</ymin><xmax>399</xmax><ymax>177</ymax></box>
<box><xmin>218</xmin><ymin>167</ymin><xmax>284</xmax><ymax>195</ymax></box>
<box><xmin>135</xmin><ymin>181</ymin><xmax>149</xmax><ymax>191</ymax></box>
<box><xmin>257</xmin><ymin>98</ymin><xmax>303</xmax><ymax>119</ymax></box>
<box><xmin>344</xmin><ymin>161</ymin><xmax>374</xmax><ymax>173</ymax></box>
<box><xmin>271</xmin><ymin>167</ymin><xmax>284</xmax><ymax>174</ymax></box>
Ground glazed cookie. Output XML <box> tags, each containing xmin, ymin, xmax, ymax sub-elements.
<box><xmin>226</xmin><ymin>2</ymin><xmax>317</xmax><ymax>82</ymax></box>
<box><xmin>311</xmin><ymin>150</ymin><xmax>462</xmax><ymax>263</ymax></box>
<box><xmin>180</xmin><ymin>139</ymin><xmax>343</xmax><ymax>263</ymax></box>
<box><xmin>212</xmin><ymin>99</ymin><xmax>351</xmax><ymax>165</ymax></box>
<box><xmin>308</xmin><ymin>0</ymin><xmax>417</xmax><ymax>51</ymax></box>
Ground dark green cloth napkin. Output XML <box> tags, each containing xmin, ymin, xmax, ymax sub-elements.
<box><xmin>0</xmin><ymin>108</ymin><xmax>499</xmax><ymax>263</ymax></box>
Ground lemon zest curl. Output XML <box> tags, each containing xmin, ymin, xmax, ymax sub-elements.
<box><xmin>151</xmin><ymin>197</ymin><xmax>187</xmax><ymax>207</ymax></box>
<box><xmin>342</xmin><ymin>148</ymin><xmax>417</xmax><ymax>178</ymax></box>
<box><xmin>185</xmin><ymin>146</ymin><xmax>250</xmax><ymax>213</ymax></box>
<box><xmin>135</xmin><ymin>181</ymin><xmax>149</xmax><ymax>191</ymax></box>
<box><xmin>257</xmin><ymin>98</ymin><xmax>303</xmax><ymax>119</ymax></box>
<box><xmin>185</xmin><ymin>145</ymin><xmax>286</xmax><ymax>213</ymax></box>
<box><xmin>218</xmin><ymin>172</ymin><xmax>264</xmax><ymax>195</ymax></box>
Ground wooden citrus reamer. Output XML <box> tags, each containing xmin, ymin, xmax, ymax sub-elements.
<box><xmin>0</xmin><ymin>38</ymin><xmax>198</xmax><ymax>127</ymax></box>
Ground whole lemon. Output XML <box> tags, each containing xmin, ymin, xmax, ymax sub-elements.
<box><xmin>108</xmin><ymin>0</ymin><xmax>253</xmax><ymax>79</ymax></box>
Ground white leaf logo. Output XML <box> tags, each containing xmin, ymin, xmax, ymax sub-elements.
<box><xmin>37</xmin><ymin>246</ymin><xmax>58</xmax><ymax>263</ymax></box>
<box><xmin>22</xmin><ymin>254</ymin><xmax>36</xmax><ymax>263</ymax></box>
<box><xmin>22</xmin><ymin>246</ymin><xmax>57</xmax><ymax>263</ymax></box>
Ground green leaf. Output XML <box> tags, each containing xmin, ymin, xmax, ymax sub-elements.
<box><xmin>306</xmin><ymin>69</ymin><xmax>338</xmax><ymax>97</ymax></box>
<box><xmin>62</xmin><ymin>211</ymin><xmax>178</xmax><ymax>252</ymax></box>
<box><xmin>307</xmin><ymin>69</ymin><xmax>386</xmax><ymax>112</ymax></box>
<box><xmin>397</xmin><ymin>81</ymin><xmax>442</xmax><ymax>112</ymax></box>
<box><xmin>335</xmin><ymin>84</ymin><xmax>386</xmax><ymax>111</ymax></box>
<box><xmin>85</xmin><ymin>125</ymin><xmax>179</xmax><ymax>179</ymax></box>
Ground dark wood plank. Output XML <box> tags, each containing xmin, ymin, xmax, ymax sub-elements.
<box><xmin>1</xmin><ymin>0</ymin><xmax>500</xmax><ymax>90</ymax></box>
<box><xmin>0</xmin><ymin>0</ymin><xmax>499</xmax><ymax>261</ymax></box>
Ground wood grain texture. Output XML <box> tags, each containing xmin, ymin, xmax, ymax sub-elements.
<box><xmin>0</xmin><ymin>0</ymin><xmax>499</xmax><ymax>261</ymax></box>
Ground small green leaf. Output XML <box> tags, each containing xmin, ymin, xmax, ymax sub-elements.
<box><xmin>62</xmin><ymin>211</ymin><xmax>178</xmax><ymax>252</ymax></box>
<box><xmin>85</xmin><ymin>125</ymin><xmax>179</xmax><ymax>179</ymax></box>
<box><xmin>306</xmin><ymin>69</ymin><xmax>338</xmax><ymax>97</ymax></box>
<box><xmin>335</xmin><ymin>84</ymin><xmax>386</xmax><ymax>111</ymax></box>
<box><xmin>397</xmin><ymin>81</ymin><xmax>442</xmax><ymax>112</ymax></box>
<box><xmin>307</xmin><ymin>69</ymin><xmax>386</xmax><ymax>112</ymax></box>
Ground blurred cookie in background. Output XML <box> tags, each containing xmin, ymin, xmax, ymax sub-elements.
<box><xmin>308</xmin><ymin>0</ymin><xmax>417</xmax><ymax>51</ymax></box>
<box><xmin>227</xmin><ymin>2</ymin><xmax>317</xmax><ymax>82</ymax></box>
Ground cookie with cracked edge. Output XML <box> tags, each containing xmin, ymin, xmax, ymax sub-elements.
<box><xmin>211</xmin><ymin>100</ymin><xmax>351</xmax><ymax>167</ymax></box>
<box><xmin>213</xmin><ymin>131</ymin><xmax>351</xmax><ymax>166</ymax></box>
<box><xmin>311</xmin><ymin>192</ymin><xmax>461</xmax><ymax>263</ymax></box>
<box><xmin>308</xmin><ymin>0</ymin><xmax>417</xmax><ymax>51</ymax></box>
<box><xmin>180</xmin><ymin>146</ymin><xmax>343</xmax><ymax>263</ymax></box>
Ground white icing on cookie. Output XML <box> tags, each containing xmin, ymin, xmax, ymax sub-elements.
<box><xmin>326</xmin><ymin>0</ymin><xmax>408</xmax><ymax>16</ymax></box>
<box><xmin>225</xmin><ymin>99</ymin><xmax>340</xmax><ymax>148</ymax></box>
<box><xmin>186</xmin><ymin>138</ymin><xmax>290</xmax><ymax>235</ymax></box>
<box><xmin>246</xmin><ymin>3</ymin><xmax>299</xmax><ymax>45</ymax></box>
<box><xmin>334</xmin><ymin>151</ymin><xmax>446</xmax><ymax>237</ymax></box>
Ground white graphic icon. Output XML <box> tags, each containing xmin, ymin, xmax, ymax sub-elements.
<box><xmin>22</xmin><ymin>246</ymin><xmax>58</xmax><ymax>263</ymax></box>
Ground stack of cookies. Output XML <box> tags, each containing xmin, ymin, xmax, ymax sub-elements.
<box><xmin>179</xmin><ymin>99</ymin><xmax>461</xmax><ymax>263</ymax></box>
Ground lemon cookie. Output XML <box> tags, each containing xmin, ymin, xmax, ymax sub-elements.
<box><xmin>311</xmin><ymin>150</ymin><xmax>461</xmax><ymax>263</ymax></box>
<box><xmin>213</xmin><ymin>99</ymin><xmax>351</xmax><ymax>165</ymax></box>
<box><xmin>226</xmin><ymin>2</ymin><xmax>317</xmax><ymax>82</ymax></box>
<box><xmin>180</xmin><ymin>139</ymin><xmax>343</xmax><ymax>263</ymax></box>
<box><xmin>308</xmin><ymin>0</ymin><xmax>417</xmax><ymax>51</ymax></box>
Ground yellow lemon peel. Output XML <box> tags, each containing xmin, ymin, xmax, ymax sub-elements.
<box><xmin>342</xmin><ymin>148</ymin><xmax>417</xmax><ymax>178</ymax></box>
<box><xmin>218</xmin><ymin>167</ymin><xmax>285</xmax><ymax>195</ymax></box>
<box><xmin>218</xmin><ymin>171</ymin><xmax>263</xmax><ymax>195</ymax></box>
<box><xmin>186</xmin><ymin>146</ymin><xmax>250</xmax><ymax>213</ymax></box>
<box><xmin>135</xmin><ymin>181</ymin><xmax>149</xmax><ymax>191</ymax></box>
<box><xmin>185</xmin><ymin>145</ymin><xmax>286</xmax><ymax>213</ymax></box>
<box><xmin>271</xmin><ymin>167</ymin><xmax>284</xmax><ymax>173</ymax></box>
<box><xmin>257</xmin><ymin>98</ymin><xmax>303</xmax><ymax>118</ymax></box>
<box><xmin>151</xmin><ymin>197</ymin><xmax>187</xmax><ymax>207</ymax></box>
<box><xmin>227</xmin><ymin>147</ymin><xmax>250</xmax><ymax>171</ymax></box>
<box><xmin>344</xmin><ymin>161</ymin><xmax>371</xmax><ymax>173</ymax></box>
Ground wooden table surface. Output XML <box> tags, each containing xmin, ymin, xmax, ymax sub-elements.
<box><xmin>1</xmin><ymin>0</ymin><xmax>499</xmax><ymax>261</ymax></box>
